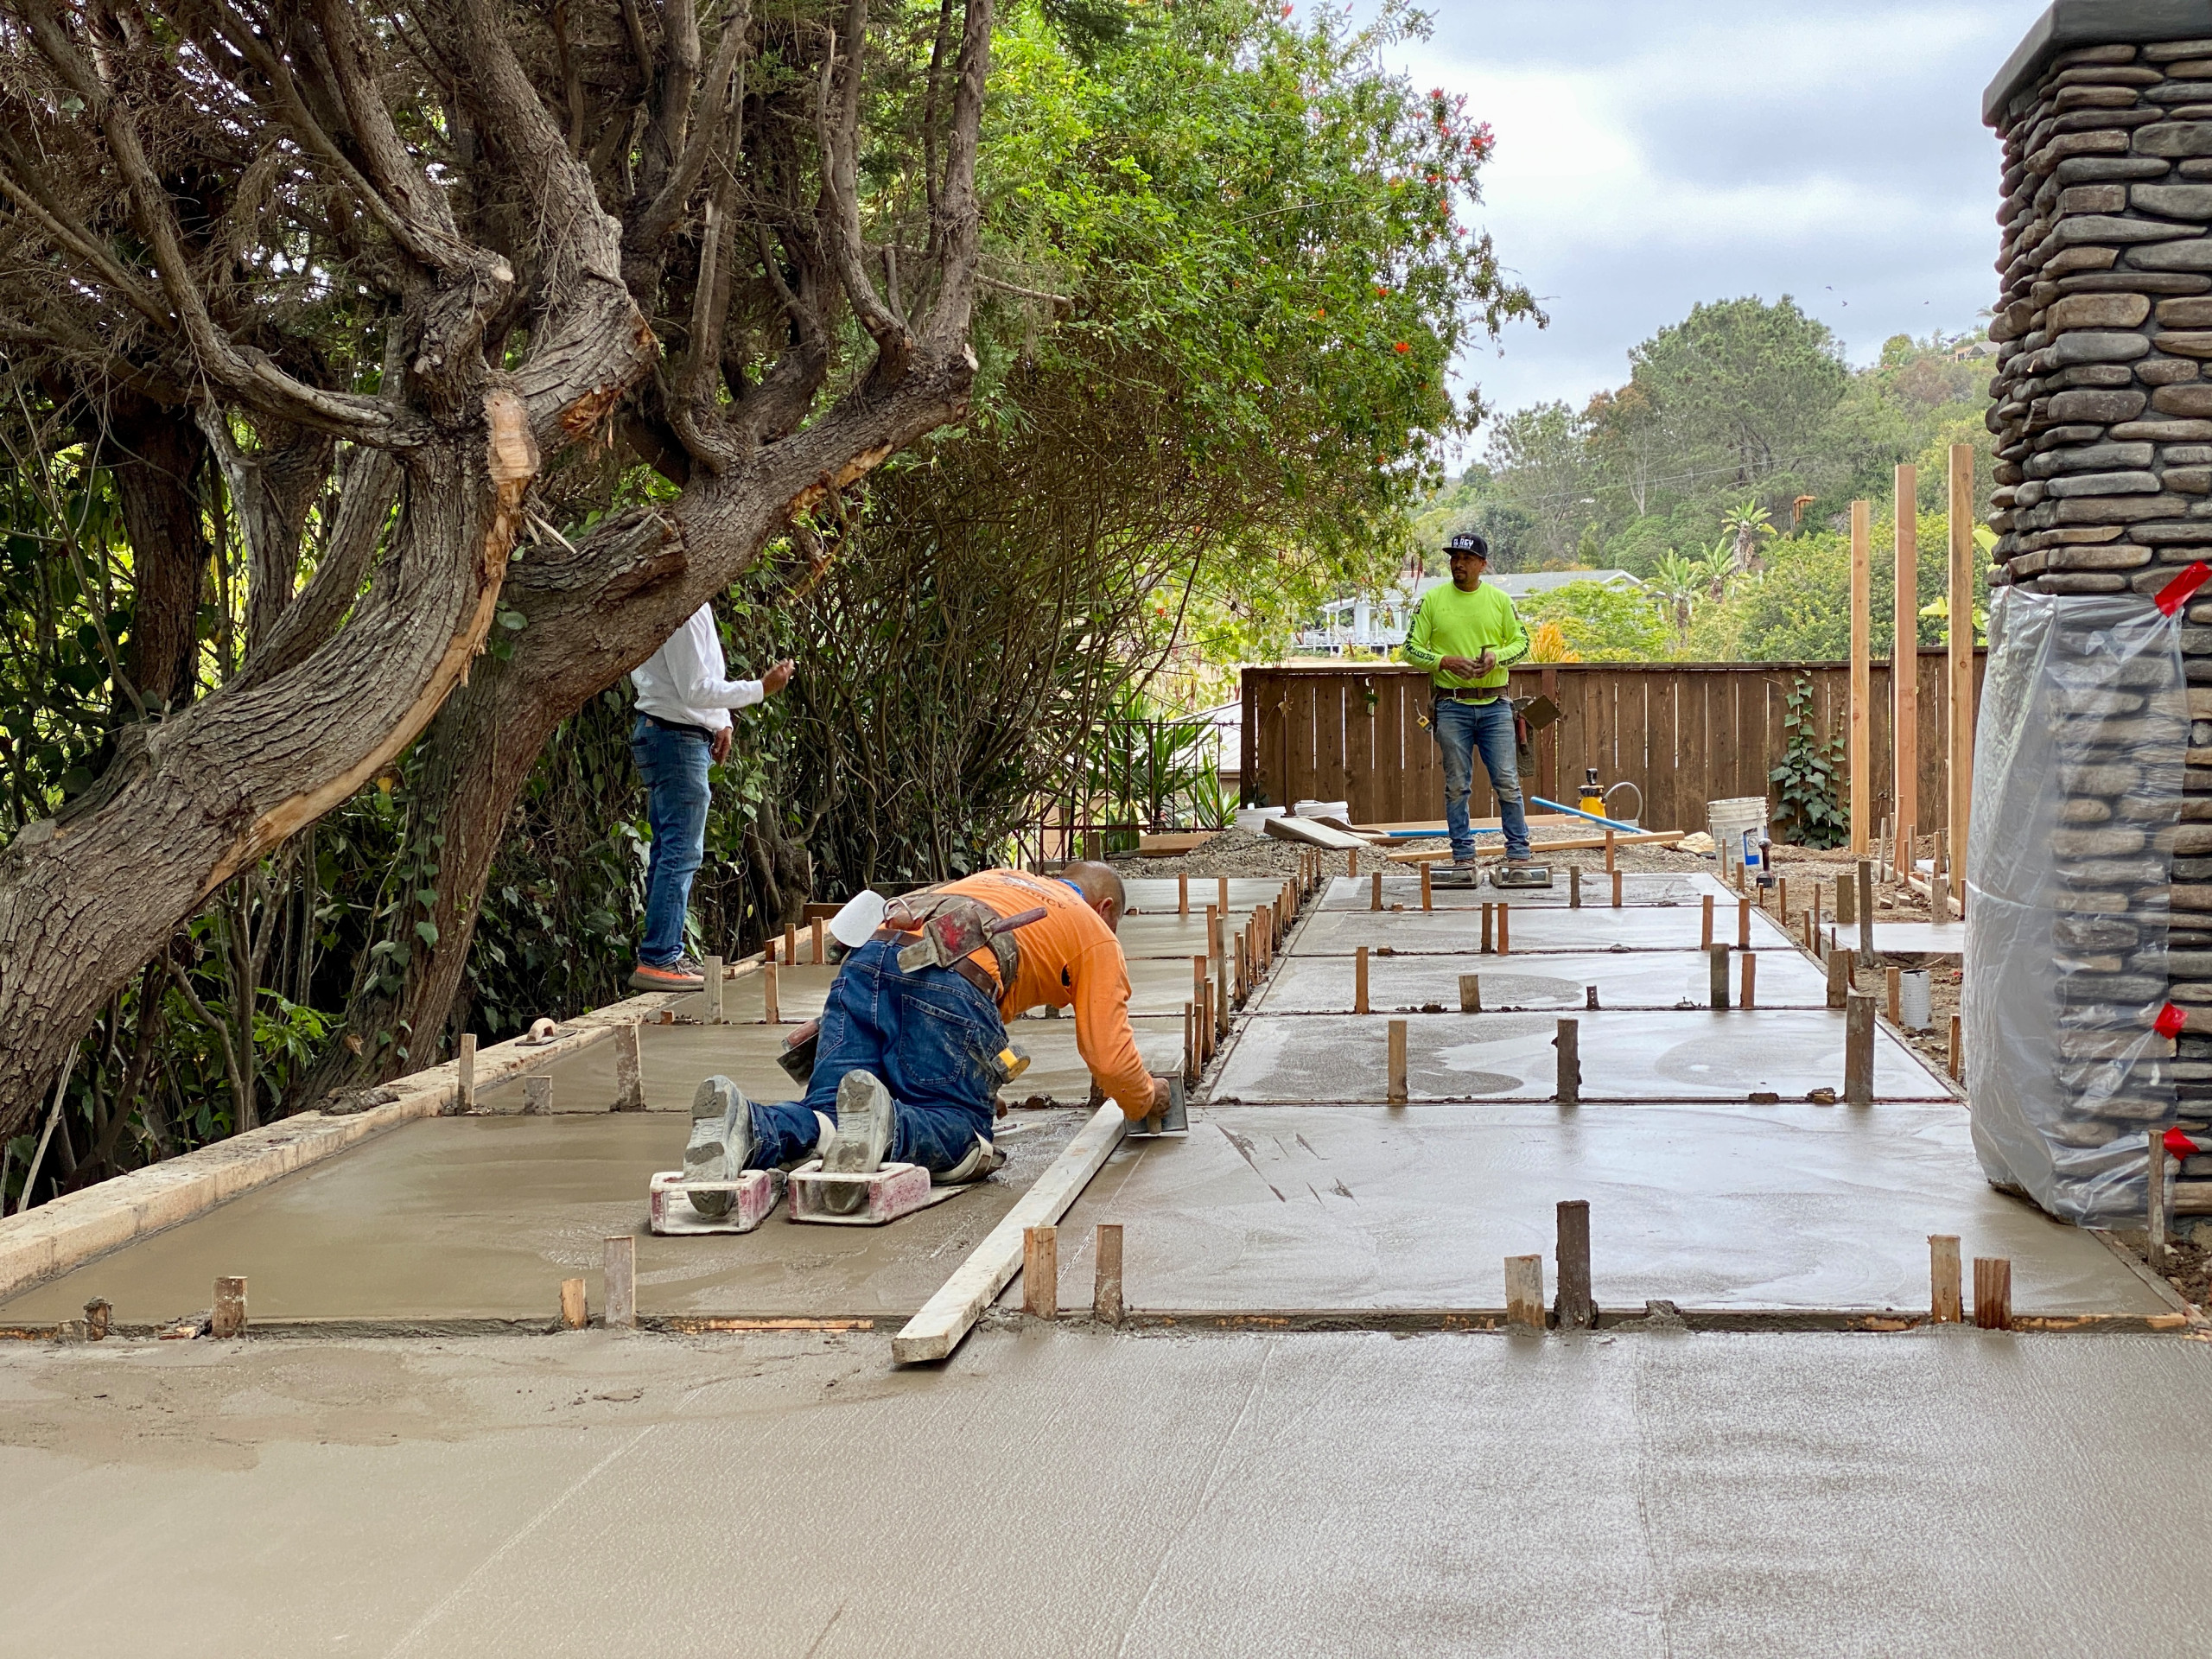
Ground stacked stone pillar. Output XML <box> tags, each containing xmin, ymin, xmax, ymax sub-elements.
<box><xmin>1986</xmin><ymin>9</ymin><xmax>2212</xmax><ymax>1154</ymax></box>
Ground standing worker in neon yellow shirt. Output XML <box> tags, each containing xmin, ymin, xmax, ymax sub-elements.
<box><xmin>1402</xmin><ymin>531</ymin><xmax>1535</xmax><ymax>870</ymax></box>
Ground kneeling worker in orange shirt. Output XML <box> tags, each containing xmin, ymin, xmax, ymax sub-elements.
<box><xmin>687</xmin><ymin>861</ymin><xmax>1171</xmax><ymax>1187</ymax></box>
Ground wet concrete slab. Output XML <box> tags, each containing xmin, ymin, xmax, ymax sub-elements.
<box><xmin>1042</xmin><ymin>1103</ymin><xmax>2165</xmax><ymax>1315</ymax></box>
<box><xmin>1116</xmin><ymin>913</ymin><xmax>1230</xmax><ymax>958</ymax></box>
<box><xmin>1122</xmin><ymin>876</ymin><xmax>1292</xmax><ymax>913</ymax></box>
<box><xmin>1288</xmin><ymin>903</ymin><xmax>1793</xmax><ymax>956</ymax></box>
<box><xmin>473</xmin><ymin>1014</ymin><xmax>1191</xmax><ymax>1114</ymax></box>
<box><xmin>1317</xmin><ymin>870</ymin><xmax>1732</xmax><ymax>910</ymax></box>
<box><xmin>1250</xmin><ymin>948</ymin><xmax>1834</xmax><ymax>1014</ymax></box>
<box><xmin>1209</xmin><ymin>1009</ymin><xmax>1951</xmax><ymax>1103</ymax></box>
<box><xmin>0</xmin><ymin>1109</ymin><xmax>1090</xmax><ymax>1325</ymax></box>
<box><xmin>1872</xmin><ymin>919</ymin><xmax>1967</xmax><ymax>958</ymax></box>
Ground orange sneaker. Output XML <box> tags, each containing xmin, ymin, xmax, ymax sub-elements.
<box><xmin>628</xmin><ymin>958</ymin><xmax>706</xmax><ymax>992</ymax></box>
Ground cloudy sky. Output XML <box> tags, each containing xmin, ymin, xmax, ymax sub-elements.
<box><xmin>1351</xmin><ymin>0</ymin><xmax>2050</xmax><ymax>443</ymax></box>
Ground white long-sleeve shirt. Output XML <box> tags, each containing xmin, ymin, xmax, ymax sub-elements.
<box><xmin>629</xmin><ymin>604</ymin><xmax>763</xmax><ymax>733</ymax></box>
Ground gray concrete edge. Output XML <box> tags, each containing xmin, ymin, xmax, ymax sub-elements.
<box><xmin>1984</xmin><ymin>0</ymin><xmax>2212</xmax><ymax>126</ymax></box>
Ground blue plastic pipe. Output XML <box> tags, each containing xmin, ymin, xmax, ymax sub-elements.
<box><xmin>1528</xmin><ymin>795</ymin><xmax>1644</xmax><ymax>835</ymax></box>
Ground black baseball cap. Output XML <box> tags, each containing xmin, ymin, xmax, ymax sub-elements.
<box><xmin>1445</xmin><ymin>531</ymin><xmax>1489</xmax><ymax>560</ymax></box>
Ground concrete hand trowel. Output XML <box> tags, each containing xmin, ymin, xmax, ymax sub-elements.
<box><xmin>1126</xmin><ymin>1075</ymin><xmax>1188</xmax><ymax>1139</ymax></box>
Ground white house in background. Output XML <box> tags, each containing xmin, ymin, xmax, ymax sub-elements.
<box><xmin>1290</xmin><ymin>569</ymin><xmax>1647</xmax><ymax>655</ymax></box>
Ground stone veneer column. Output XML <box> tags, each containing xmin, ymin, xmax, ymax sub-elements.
<box><xmin>1985</xmin><ymin>5</ymin><xmax>2212</xmax><ymax>1140</ymax></box>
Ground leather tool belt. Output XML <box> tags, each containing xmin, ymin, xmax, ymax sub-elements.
<box><xmin>871</xmin><ymin>924</ymin><xmax>1001</xmax><ymax>999</ymax></box>
<box><xmin>1433</xmin><ymin>688</ymin><xmax>1503</xmax><ymax>705</ymax></box>
<box><xmin>873</xmin><ymin>893</ymin><xmax>1048</xmax><ymax>1001</ymax></box>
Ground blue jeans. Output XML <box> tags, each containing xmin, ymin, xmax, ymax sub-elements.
<box><xmin>1433</xmin><ymin>695</ymin><xmax>1531</xmax><ymax>861</ymax></box>
<box><xmin>749</xmin><ymin>938</ymin><xmax>1002</xmax><ymax>1174</ymax></box>
<box><xmin>631</xmin><ymin>715</ymin><xmax>712</xmax><ymax>967</ymax></box>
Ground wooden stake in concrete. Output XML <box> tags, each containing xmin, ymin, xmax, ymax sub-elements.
<box><xmin>1504</xmin><ymin>1255</ymin><xmax>1546</xmax><ymax>1329</ymax></box>
<box><xmin>1554</xmin><ymin>1200</ymin><xmax>1594</xmax><ymax>1330</ymax></box>
<box><xmin>1929</xmin><ymin>1235</ymin><xmax>1962</xmax><ymax>1323</ymax></box>
<box><xmin>2149</xmin><ymin>1129</ymin><xmax>2171</xmax><ymax>1274</ymax></box>
<box><xmin>1234</xmin><ymin>931</ymin><xmax>1248</xmax><ymax>1005</ymax></box>
<box><xmin>1481</xmin><ymin>902</ymin><xmax>1494</xmax><ymax>953</ymax></box>
<box><xmin>1569</xmin><ymin>866</ymin><xmax>1582</xmax><ymax>908</ymax></box>
<box><xmin>457</xmin><ymin>1033</ymin><xmax>476</xmax><ymax>1113</ymax></box>
<box><xmin>811</xmin><ymin>917</ymin><xmax>826</xmax><ymax>964</ymax></box>
<box><xmin>1204</xmin><ymin>982</ymin><xmax>1217</xmax><ymax>1058</ymax></box>
<box><xmin>1355</xmin><ymin>946</ymin><xmax>1370</xmax><ymax>1014</ymax></box>
<box><xmin>1700</xmin><ymin>893</ymin><xmax>1714</xmax><ymax>950</ymax></box>
<box><xmin>1812</xmin><ymin>884</ymin><xmax>1822</xmax><ymax>939</ymax></box>
<box><xmin>559</xmin><ymin>1277</ymin><xmax>588</xmax><ymax>1330</ymax></box>
<box><xmin>1421</xmin><ymin>861</ymin><xmax>1433</xmax><ymax>912</ymax></box>
<box><xmin>1460</xmin><ymin>974</ymin><xmax>1482</xmax><ymax>1014</ymax></box>
<box><xmin>1497</xmin><ymin>902</ymin><xmax>1510</xmax><ymax>955</ymax></box>
<box><xmin>1605</xmin><ymin>829</ymin><xmax>1617</xmax><ymax>874</ymax></box>
<box><xmin>1885</xmin><ymin>966</ymin><xmax>1902</xmax><ymax>1027</ymax></box>
<box><xmin>763</xmin><ymin>959</ymin><xmax>780</xmax><ymax>1026</ymax></box>
<box><xmin>784</xmin><ymin>923</ymin><xmax>798</xmax><ymax>966</ymax></box>
<box><xmin>1206</xmin><ymin>904</ymin><xmax>1222</xmax><ymax>957</ymax></box>
<box><xmin>705</xmin><ymin>954</ymin><xmax>724</xmax><ymax>1024</ymax></box>
<box><xmin>1370</xmin><ymin>869</ymin><xmax>1384</xmax><ymax>912</ymax></box>
<box><xmin>1856</xmin><ymin>859</ymin><xmax>1876</xmax><ymax>965</ymax></box>
<box><xmin>1184</xmin><ymin>1001</ymin><xmax>1196</xmax><ymax>1083</ymax></box>
<box><xmin>1844</xmin><ymin>991</ymin><xmax>1876</xmax><ymax>1105</ymax></box>
<box><xmin>1878</xmin><ymin>816</ymin><xmax>1892</xmax><ymax>885</ymax></box>
<box><xmin>1849</xmin><ymin>497</ymin><xmax>1872</xmax><ymax>855</ymax></box>
<box><xmin>1948</xmin><ymin>442</ymin><xmax>1975</xmax><ymax>911</ymax></box>
<box><xmin>1948</xmin><ymin>1014</ymin><xmax>1962</xmax><ymax>1082</ymax></box>
<box><xmin>1179</xmin><ymin>873</ymin><xmax>1188</xmax><ymax>916</ymax></box>
<box><xmin>1611</xmin><ymin>870</ymin><xmax>1623</xmax><ymax>909</ymax></box>
<box><xmin>523</xmin><ymin>1076</ymin><xmax>552</xmax><ymax>1116</ymax></box>
<box><xmin>1217</xmin><ymin>876</ymin><xmax>1230</xmax><ymax>915</ymax></box>
<box><xmin>1894</xmin><ymin>462</ymin><xmax>1918</xmax><ymax>877</ymax></box>
<box><xmin>1827</xmin><ymin>948</ymin><xmax>1850</xmax><ymax>1010</ymax></box>
<box><xmin>613</xmin><ymin>1022</ymin><xmax>645</xmax><ymax>1112</ymax></box>
<box><xmin>1930</xmin><ymin>842</ymin><xmax>1953</xmax><ymax>924</ymax></box>
<box><xmin>1777</xmin><ymin>876</ymin><xmax>1788</xmax><ymax>921</ymax></box>
<box><xmin>1555</xmin><ymin>1018</ymin><xmax>1580</xmax><ymax>1105</ymax></box>
<box><xmin>1348</xmin><ymin>849</ymin><xmax>1358</xmax><ymax>879</ymax></box>
<box><xmin>1094</xmin><ymin>1224</ymin><xmax>1124</xmax><ymax>1325</ymax></box>
<box><xmin>1708</xmin><ymin>944</ymin><xmax>1732</xmax><ymax>1012</ymax></box>
<box><xmin>1216</xmin><ymin>952</ymin><xmax>1230</xmax><ymax>1039</ymax></box>
<box><xmin>1736</xmin><ymin>896</ymin><xmax>1751</xmax><ymax>950</ymax></box>
<box><xmin>603</xmin><ymin>1235</ymin><xmax>636</xmax><ymax>1329</ymax></box>
<box><xmin>1834</xmin><ymin>872</ymin><xmax>1855</xmax><ymax>927</ymax></box>
<box><xmin>211</xmin><ymin>1275</ymin><xmax>246</xmax><ymax>1339</ymax></box>
<box><xmin>1022</xmin><ymin>1224</ymin><xmax>1058</xmax><ymax>1319</ymax></box>
<box><xmin>1740</xmin><ymin>951</ymin><xmax>1758</xmax><ymax>1010</ymax></box>
<box><xmin>84</xmin><ymin>1298</ymin><xmax>110</xmax><ymax>1340</ymax></box>
<box><xmin>1387</xmin><ymin>1019</ymin><xmax>1408</xmax><ymax>1104</ymax></box>
<box><xmin>1973</xmin><ymin>1257</ymin><xmax>2012</xmax><ymax>1331</ymax></box>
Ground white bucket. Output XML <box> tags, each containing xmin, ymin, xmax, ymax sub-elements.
<box><xmin>1899</xmin><ymin>970</ymin><xmax>1932</xmax><ymax>1031</ymax></box>
<box><xmin>1707</xmin><ymin>796</ymin><xmax>1769</xmax><ymax>852</ymax></box>
<box><xmin>1294</xmin><ymin>799</ymin><xmax>1351</xmax><ymax>821</ymax></box>
<box><xmin>1235</xmin><ymin>806</ymin><xmax>1287</xmax><ymax>836</ymax></box>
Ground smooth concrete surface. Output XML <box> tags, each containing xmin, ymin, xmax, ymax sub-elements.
<box><xmin>1251</xmin><ymin>948</ymin><xmax>1834</xmax><ymax>1014</ymax></box>
<box><xmin>3</xmin><ymin>1328</ymin><xmax>2210</xmax><ymax>1657</ymax></box>
<box><xmin>0</xmin><ymin>1111</ymin><xmax>1089</xmax><ymax>1325</ymax></box>
<box><xmin>1318</xmin><ymin>870</ymin><xmax>1732</xmax><ymax>910</ymax></box>
<box><xmin>1209</xmin><ymin>1009</ymin><xmax>1952</xmax><ymax>1103</ymax></box>
<box><xmin>1289</xmin><ymin>904</ymin><xmax>1793</xmax><ymax>956</ymax></box>
<box><xmin>1872</xmin><ymin>919</ymin><xmax>1967</xmax><ymax>957</ymax></box>
<box><xmin>1122</xmin><ymin>876</ymin><xmax>1292</xmax><ymax>913</ymax></box>
<box><xmin>1041</xmin><ymin>1104</ymin><xmax>2158</xmax><ymax>1314</ymax></box>
<box><xmin>474</xmin><ymin>1014</ymin><xmax>1191</xmax><ymax>1114</ymax></box>
<box><xmin>1116</xmin><ymin>912</ymin><xmax>1230</xmax><ymax>958</ymax></box>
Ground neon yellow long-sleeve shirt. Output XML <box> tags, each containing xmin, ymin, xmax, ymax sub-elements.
<box><xmin>1402</xmin><ymin>581</ymin><xmax>1530</xmax><ymax>691</ymax></box>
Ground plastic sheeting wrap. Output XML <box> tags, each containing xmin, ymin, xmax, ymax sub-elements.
<box><xmin>1964</xmin><ymin>587</ymin><xmax>2187</xmax><ymax>1223</ymax></box>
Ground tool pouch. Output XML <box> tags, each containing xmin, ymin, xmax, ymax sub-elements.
<box><xmin>890</xmin><ymin>895</ymin><xmax>1039</xmax><ymax>987</ymax></box>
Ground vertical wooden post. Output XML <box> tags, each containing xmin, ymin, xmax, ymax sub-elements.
<box><xmin>1736</xmin><ymin>896</ymin><xmax>1751</xmax><ymax>950</ymax></box>
<box><xmin>1370</xmin><ymin>870</ymin><xmax>1383</xmax><ymax>912</ymax></box>
<box><xmin>784</xmin><ymin>923</ymin><xmax>798</xmax><ymax>966</ymax></box>
<box><xmin>1554</xmin><ymin>1200</ymin><xmax>1594</xmax><ymax>1329</ymax></box>
<box><xmin>1948</xmin><ymin>442</ymin><xmax>1974</xmax><ymax>908</ymax></box>
<box><xmin>1555</xmin><ymin>1018</ymin><xmax>1580</xmax><ymax>1104</ymax></box>
<box><xmin>1569</xmin><ymin>866</ymin><xmax>1581</xmax><ymax>909</ymax></box>
<box><xmin>762</xmin><ymin>959</ymin><xmax>779</xmax><ymax>1026</ymax></box>
<box><xmin>211</xmin><ymin>1276</ymin><xmax>246</xmax><ymax>1338</ymax></box>
<box><xmin>613</xmin><ymin>1022</ymin><xmax>645</xmax><ymax>1112</ymax></box>
<box><xmin>559</xmin><ymin>1277</ymin><xmax>588</xmax><ymax>1330</ymax></box>
<box><xmin>1973</xmin><ymin>1257</ymin><xmax>2012</xmax><ymax>1330</ymax></box>
<box><xmin>603</xmin><ymin>1235</ymin><xmax>636</xmax><ymax>1329</ymax></box>
<box><xmin>1827</xmin><ymin>947</ymin><xmax>1849</xmax><ymax>1010</ymax></box>
<box><xmin>1234</xmin><ymin>931</ymin><xmax>1247</xmax><ymax>1005</ymax></box>
<box><xmin>2149</xmin><ymin>1128</ymin><xmax>2170</xmax><ymax>1274</ymax></box>
<box><xmin>1849</xmin><ymin>498</ymin><xmax>1872</xmax><ymax>855</ymax></box>
<box><xmin>1504</xmin><ymin>1255</ymin><xmax>1546</xmax><ymax>1329</ymax></box>
<box><xmin>1459</xmin><ymin>973</ymin><xmax>1482</xmax><ymax>1013</ymax></box>
<box><xmin>1834</xmin><ymin>872</ymin><xmax>1855</xmax><ymax>927</ymax></box>
<box><xmin>1708</xmin><ymin>944</ymin><xmax>1731</xmax><ymax>1011</ymax></box>
<box><xmin>1740</xmin><ymin>951</ymin><xmax>1758</xmax><ymax>1010</ymax></box>
<box><xmin>1203</xmin><ymin>982</ymin><xmax>1217</xmax><ymax>1057</ymax></box>
<box><xmin>1094</xmin><ymin>1224</ymin><xmax>1124</xmax><ymax>1325</ymax></box>
<box><xmin>1179</xmin><ymin>873</ymin><xmax>1189</xmax><ymax>916</ymax></box>
<box><xmin>1948</xmin><ymin>1014</ymin><xmax>1962</xmax><ymax>1082</ymax></box>
<box><xmin>704</xmin><ymin>954</ymin><xmax>724</xmax><ymax>1024</ymax></box>
<box><xmin>1216</xmin><ymin>951</ymin><xmax>1230</xmax><ymax>1039</ymax></box>
<box><xmin>1857</xmin><ymin>860</ymin><xmax>1876</xmax><ymax>965</ymax></box>
<box><xmin>1844</xmin><ymin>991</ymin><xmax>1876</xmax><ymax>1105</ymax></box>
<box><xmin>1894</xmin><ymin>462</ymin><xmax>1918</xmax><ymax>877</ymax></box>
<box><xmin>1878</xmin><ymin>816</ymin><xmax>1893</xmax><ymax>885</ymax></box>
<box><xmin>1929</xmin><ymin>1235</ymin><xmax>1962</xmax><ymax>1323</ymax></box>
<box><xmin>1777</xmin><ymin>876</ymin><xmax>1788</xmax><ymax>921</ymax></box>
<box><xmin>1354</xmin><ymin>946</ymin><xmax>1370</xmax><ymax>1014</ymax></box>
<box><xmin>1022</xmin><ymin>1224</ymin><xmax>1058</xmax><ymax>1319</ymax></box>
<box><xmin>1217</xmin><ymin>876</ymin><xmax>1229</xmax><ymax>915</ymax></box>
<box><xmin>1700</xmin><ymin>894</ymin><xmax>1714</xmax><ymax>950</ymax></box>
<box><xmin>1183</xmin><ymin>1001</ymin><xmax>1196</xmax><ymax>1082</ymax></box>
<box><xmin>1206</xmin><ymin>904</ymin><xmax>1221</xmax><ymax>957</ymax></box>
<box><xmin>1497</xmin><ymin>901</ymin><xmax>1510</xmax><ymax>955</ymax></box>
<box><xmin>457</xmin><ymin>1032</ymin><xmax>476</xmax><ymax>1113</ymax></box>
<box><xmin>1481</xmin><ymin>902</ymin><xmax>1494</xmax><ymax>953</ymax></box>
<box><xmin>1348</xmin><ymin>849</ymin><xmax>1357</xmax><ymax>878</ymax></box>
<box><xmin>1611</xmin><ymin>870</ymin><xmax>1622</xmax><ymax>909</ymax></box>
<box><xmin>1421</xmin><ymin>861</ymin><xmax>1433</xmax><ymax>912</ymax></box>
<box><xmin>1885</xmin><ymin>966</ymin><xmax>1902</xmax><ymax>1026</ymax></box>
<box><xmin>1604</xmin><ymin>828</ymin><xmax>1617</xmax><ymax>873</ymax></box>
<box><xmin>811</xmin><ymin>917</ymin><xmax>826</xmax><ymax>964</ymax></box>
<box><xmin>1387</xmin><ymin>1018</ymin><xmax>1408</xmax><ymax>1103</ymax></box>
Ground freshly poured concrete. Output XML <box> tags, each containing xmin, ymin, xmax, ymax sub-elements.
<box><xmin>1318</xmin><ymin>871</ymin><xmax>1732</xmax><ymax>910</ymax></box>
<box><xmin>1251</xmin><ymin>948</ymin><xmax>1834</xmax><ymax>1014</ymax></box>
<box><xmin>1209</xmin><ymin>1009</ymin><xmax>1951</xmax><ymax>1103</ymax></box>
<box><xmin>1122</xmin><ymin>876</ymin><xmax>1292</xmax><ymax>913</ymax></box>
<box><xmin>7</xmin><ymin>1329</ymin><xmax>2212</xmax><ymax>1658</ymax></box>
<box><xmin>1871</xmin><ymin>919</ymin><xmax>1967</xmax><ymax>957</ymax></box>
<box><xmin>1041</xmin><ymin>1103</ymin><xmax>2162</xmax><ymax>1314</ymax></box>
<box><xmin>0</xmin><ymin>1109</ymin><xmax>1088</xmax><ymax>1325</ymax></box>
<box><xmin>1289</xmin><ymin>904</ymin><xmax>1793</xmax><ymax>956</ymax></box>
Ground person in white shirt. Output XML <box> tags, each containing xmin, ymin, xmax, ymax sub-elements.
<box><xmin>627</xmin><ymin>603</ymin><xmax>794</xmax><ymax>990</ymax></box>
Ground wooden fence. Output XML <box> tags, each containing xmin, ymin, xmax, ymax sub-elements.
<box><xmin>1240</xmin><ymin>650</ymin><xmax>1986</xmax><ymax>837</ymax></box>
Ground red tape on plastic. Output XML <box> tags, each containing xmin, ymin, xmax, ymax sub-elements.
<box><xmin>2156</xmin><ymin>1001</ymin><xmax>2189</xmax><ymax>1039</ymax></box>
<box><xmin>2155</xmin><ymin>562</ymin><xmax>2212</xmax><ymax>616</ymax></box>
<box><xmin>2165</xmin><ymin>1126</ymin><xmax>2200</xmax><ymax>1160</ymax></box>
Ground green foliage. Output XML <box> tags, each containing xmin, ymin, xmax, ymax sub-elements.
<box><xmin>1514</xmin><ymin>581</ymin><xmax>1669</xmax><ymax>663</ymax></box>
<box><xmin>1769</xmin><ymin>677</ymin><xmax>1847</xmax><ymax>849</ymax></box>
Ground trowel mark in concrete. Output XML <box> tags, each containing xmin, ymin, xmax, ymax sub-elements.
<box><xmin>1207</xmin><ymin>1010</ymin><xmax>1951</xmax><ymax>1104</ymax></box>
<box><xmin>1287</xmin><ymin>906</ymin><xmax>1794</xmax><ymax>957</ymax></box>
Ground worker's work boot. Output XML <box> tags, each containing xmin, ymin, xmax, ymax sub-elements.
<box><xmin>934</xmin><ymin>1135</ymin><xmax>1007</xmax><ymax>1185</ymax></box>
<box><xmin>819</xmin><ymin>1070</ymin><xmax>897</xmax><ymax>1213</ymax></box>
<box><xmin>684</xmin><ymin>1075</ymin><xmax>753</xmax><ymax>1217</ymax></box>
<box><xmin>630</xmin><ymin>957</ymin><xmax>706</xmax><ymax>993</ymax></box>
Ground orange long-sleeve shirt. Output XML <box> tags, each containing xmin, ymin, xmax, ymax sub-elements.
<box><xmin>935</xmin><ymin>869</ymin><xmax>1155</xmax><ymax>1117</ymax></box>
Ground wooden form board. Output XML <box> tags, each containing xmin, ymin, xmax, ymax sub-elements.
<box><xmin>1243</xmin><ymin>653</ymin><xmax>1985</xmax><ymax>840</ymax></box>
<box><xmin>1850</xmin><ymin>499</ymin><xmax>1872</xmax><ymax>855</ymax></box>
<box><xmin>1893</xmin><ymin>467</ymin><xmax>1916</xmax><ymax>871</ymax></box>
<box><xmin>1948</xmin><ymin>443</ymin><xmax>1975</xmax><ymax>905</ymax></box>
<box><xmin>890</xmin><ymin>1103</ymin><xmax>1128</xmax><ymax>1364</ymax></box>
